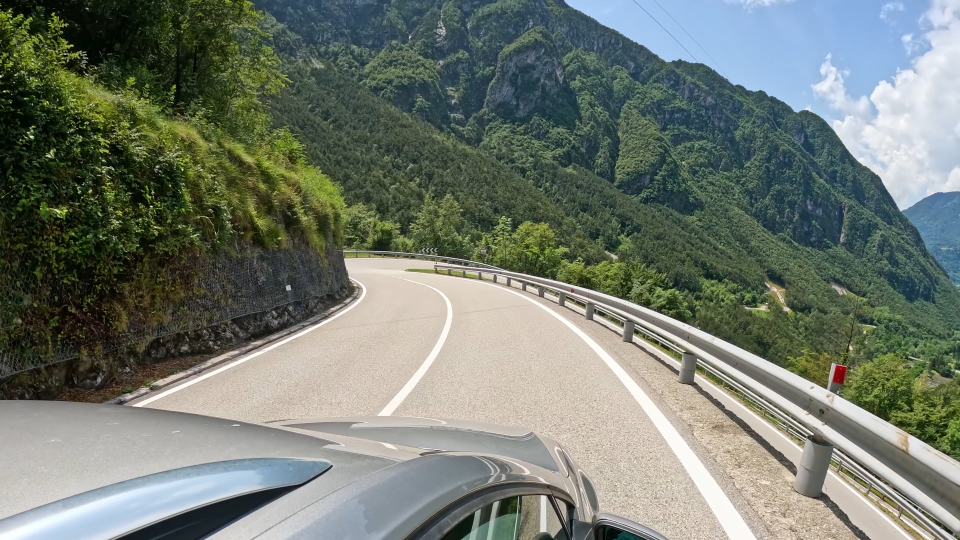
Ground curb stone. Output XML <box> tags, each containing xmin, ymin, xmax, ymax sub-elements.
<box><xmin>108</xmin><ymin>284</ymin><xmax>361</xmax><ymax>405</ymax></box>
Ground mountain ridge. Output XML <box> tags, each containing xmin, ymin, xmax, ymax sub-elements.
<box><xmin>257</xmin><ymin>0</ymin><xmax>960</xmax><ymax>335</ymax></box>
<box><xmin>905</xmin><ymin>192</ymin><xmax>960</xmax><ymax>286</ymax></box>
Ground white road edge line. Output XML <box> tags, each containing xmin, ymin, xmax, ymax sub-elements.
<box><xmin>132</xmin><ymin>279</ymin><xmax>368</xmax><ymax>408</ymax></box>
<box><xmin>474</xmin><ymin>280</ymin><xmax>757</xmax><ymax>540</ymax></box>
<box><xmin>378</xmin><ymin>278</ymin><xmax>453</xmax><ymax>416</ymax></box>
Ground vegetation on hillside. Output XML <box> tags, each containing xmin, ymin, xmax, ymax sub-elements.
<box><xmin>0</xmin><ymin>6</ymin><xmax>342</xmax><ymax>362</ymax></box>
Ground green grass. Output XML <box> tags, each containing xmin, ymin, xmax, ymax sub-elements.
<box><xmin>406</xmin><ymin>268</ymin><xmax>480</xmax><ymax>279</ymax></box>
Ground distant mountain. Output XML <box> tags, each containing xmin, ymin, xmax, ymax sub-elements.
<box><xmin>258</xmin><ymin>0</ymin><xmax>960</xmax><ymax>335</ymax></box>
<box><xmin>905</xmin><ymin>192</ymin><xmax>960</xmax><ymax>286</ymax></box>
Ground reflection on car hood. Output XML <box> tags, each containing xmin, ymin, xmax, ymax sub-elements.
<box><xmin>274</xmin><ymin>416</ymin><xmax>560</xmax><ymax>472</ymax></box>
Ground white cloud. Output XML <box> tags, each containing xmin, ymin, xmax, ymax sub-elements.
<box><xmin>730</xmin><ymin>0</ymin><xmax>794</xmax><ymax>8</ymax></box>
<box><xmin>901</xmin><ymin>33</ymin><xmax>926</xmax><ymax>54</ymax></box>
<box><xmin>880</xmin><ymin>2</ymin><xmax>905</xmax><ymax>21</ymax></box>
<box><xmin>812</xmin><ymin>0</ymin><xmax>960</xmax><ymax>208</ymax></box>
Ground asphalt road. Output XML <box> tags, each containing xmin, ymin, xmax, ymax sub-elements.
<box><xmin>137</xmin><ymin>258</ymin><xmax>871</xmax><ymax>540</ymax></box>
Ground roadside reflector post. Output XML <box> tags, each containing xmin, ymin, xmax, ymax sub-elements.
<box><xmin>827</xmin><ymin>363</ymin><xmax>847</xmax><ymax>393</ymax></box>
<box><xmin>522</xmin><ymin>282</ymin><xmax>527</xmax><ymax>292</ymax></box>
<box><xmin>585</xmin><ymin>303</ymin><xmax>595</xmax><ymax>320</ymax></box>
<box><xmin>623</xmin><ymin>320</ymin><xmax>635</xmax><ymax>343</ymax></box>
<box><xmin>558</xmin><ymin>292</ymin><xmax>566</xmax><ymax>307</ymax></box>
<box><xmin>679</xmin><ymin>352</ymin><xmax>697</xmax><ymax>384</ymax></box>
<box><xmin>795</xmin><ymin>435</ymin><xmax>834</xmax><ymax>498</ymax></box>
<box><xmin>538</xmin><ymin>286</ymin><xmax>545</xmax><ymax>298</ymax></box>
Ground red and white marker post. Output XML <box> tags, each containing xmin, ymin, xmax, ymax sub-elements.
<box><xmin>827</xmin><ymin>363</ymin><xmax>847</xmax><ymax>393</ymax></box>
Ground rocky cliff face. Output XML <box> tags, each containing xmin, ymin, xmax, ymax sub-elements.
<box><xmin>484</xmin><ymin>27</ymin><xmax>574</xmax><ymax>122</ymax></box>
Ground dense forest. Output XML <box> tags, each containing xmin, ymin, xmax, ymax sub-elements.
<box><xmin>254</xmin><ymin>0</ymin><xmax>960</xmax><ymax>457</ymax></box>
<box><xmin>905</xmin><ymin>192</ymin><xmax>960</xmax><ymax>286</ymax></box>
<box><xmin>0</xmin><ymin>2</ymin><xmax>343</xmax><ymax>372</ymax></box>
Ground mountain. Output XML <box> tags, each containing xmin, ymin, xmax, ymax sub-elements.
<box><xmin>256</xmin><ymin>0</ymin><xmax>960</xmax><ymax>335</ymax></box>
<box><xmin>905</xmin><ymin>192</ymin><xmax>960</xmax><ymax>286</ymax></box>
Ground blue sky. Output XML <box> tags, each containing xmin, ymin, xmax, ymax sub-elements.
<box><xmin>564</xmin><ymin>0</ymin><xmax>960</xmax><ymax>209</ymax></box>
<box><xmin>566</xmin><ymin>0</ymin><xmax>923</xmax><ymax>115</ymax></box>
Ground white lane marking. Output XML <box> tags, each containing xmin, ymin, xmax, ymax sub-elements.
<box><xmin>378</xmin><ymin>278</ymin><xmax>453</xmax><ymax>416</ymax></box>
<box><xmin>133</xmin><ymin>280</ymin><xmax>368</xmax><ymax>408</ymax></box>
<box><xmin>476</xmin><ymin>281</ymin><xmax>757</xmax><ymax>540</ymax></box>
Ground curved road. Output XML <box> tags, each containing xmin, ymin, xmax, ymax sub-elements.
<box><xmin>134</xmin><ymin>258</ymin><xmax>872</xmax><ymax>540</ymax></box>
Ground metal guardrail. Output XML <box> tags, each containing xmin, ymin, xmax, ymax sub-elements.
<box><xmin>422</xmin><ymin>262</ymin><xmax>960</xmax><ymax>539</ymax></box>
<box><xmin>342</xmin><ymin>251</ymin><xmax>501</xmax><ymax>270</ymax></box>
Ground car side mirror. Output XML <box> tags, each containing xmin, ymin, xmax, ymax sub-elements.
<box><xmin>592</xmin><ymin>513</ymin><xmax>669</xmax><ymax>540</ymax></box>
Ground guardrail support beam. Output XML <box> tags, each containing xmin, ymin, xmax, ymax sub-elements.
<box><xmin>558</xmin><ymin>292</ymin><xmax>566</xmax><ymax>307</ymax></box>
<box><xmin>585</xmin><ymin>303</ymin><xmax>595</xmax><ymax>320</ymax></box>
<box><xmin>795</xmin><ymin>436</ymin><xmax>835</xmax><ymax>498</ymax></box>
<box><xmin>538</xmin><ymin>286</ymin><xmax>545</xmax><ymax>298</ymax></box>
<box><xmin>622</xmin><ymin>320</ymin><xmax>635</xmax><ymax>343</ymax></box>
<box><xmin>679</xmin><ymin>352</ymin><xmax>697</xmax><ymax>385</ymax></box>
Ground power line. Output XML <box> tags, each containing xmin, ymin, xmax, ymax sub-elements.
<box><xmin>628</xmin><ymin>0</ymin><xmax>699</xmax><ymax>64</ymax></box>
<box><xmin>647</xmin><ymin>0</ymin><xmax>728</xmax><ymax>78</ymax></box>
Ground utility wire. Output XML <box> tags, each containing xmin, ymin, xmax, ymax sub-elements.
<box><xmin>628</xmin><ymin>0</ymin><xmax>699</xmax><ymax>64</ymax></box>
<box><xmin>647</xmin><ymin>0</ymin><xmax>729</xmax><ymax>78</ymax></box>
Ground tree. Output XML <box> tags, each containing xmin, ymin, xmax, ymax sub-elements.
<box><xmin>557</xmin><ymin>259</ymin><xmax>593</xmax><ymax>289</ymax></box>
<box><xmin>941</xmin><ymin>418</ymin><xmax>960</xmax><ymax>460</ymax></box>
<box><xmin>845</xmin><ymin>354</ymin><xmax>915</xmax><ymax>421</ymax></box>
<box><xmin>512</xmin><ymin>222</ymin><xmax>566</xmax><ymax>277</ymax></box>
<box><xmin>410</xmin><ymin>194</ymin><xmax>467</xmax><ymax>257</ymax></box>
<box><xmin>588</xmin><ymin>262</ymin><xmax>633</xmax><ymax>298</ymax></box>
<box><xmin>786</xmin><ymin>350</ymin><xmax>835</xmax><ymax>388</ymax></box>
<box><xmin>9</xmin><ymin>0</ymin><xmax>286</xmax><ymax>140</ymax></box>
<box><xmin>891</xmin><ymin>381</ymin><xmax>960</xmax><ymax>454</ymax></box>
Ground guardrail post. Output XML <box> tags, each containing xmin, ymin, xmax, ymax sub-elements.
<box><xmin>493</xmin><ymin>275</ymin><xmax>498</xmax><ymax>284</ymax></box>
<box><xmin>679</xmin><ymin>352</ymin><xmax>697</xmax><ymax>384</ymax></box>
<box><xmin>522</xmin><ymin>282</ymin><xmax>527</xmax><ymax>292</ymax></box>
<box><xmin>447</xmin><ymin>269</ymin><xmax>452</xmax><ymax>276</ymax></box>
<box><xmin>506</xmin><ymin>277</ymin><xmax>511</xmax><ymax>287</ymax></box>
<box><xmin>585</xmin><ymin>303</ymin><xmax>595</xmax><ymax>320</ymax></box>
<box><xmin>558</xmin><ymin>292</ymin><xmax>566</xmax><ymax>307</ymax></box>
<box><xmin>434</xmin><ymin>267</ymin><xmax>438</xmax><ymax>274</ymax></box>
<box><xmin>795</xmin><ymin>435</ymin><xmax>835</xmax><ymax>498</ymax></box>
<box><xmin>478</xmin><ymin>272</ymin><xmax>482</xmax><ymax>281</ymax></box>
<box><xmin>622</xmin><ymin>320</ymin><xmax>635</xmax><ymax>343</ymax></box>
<box><xmin>538</xmin><ymin>286</ymin><xmax>545</xmax><ymax>298</ymax></box>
